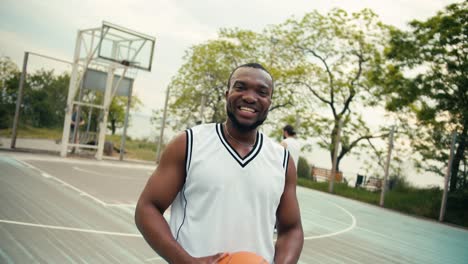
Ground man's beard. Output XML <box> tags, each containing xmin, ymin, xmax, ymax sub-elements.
<box><xmin>226</xmin><ymin>106</ymin><xmax>267</xmax><ymax>132</ymax></box>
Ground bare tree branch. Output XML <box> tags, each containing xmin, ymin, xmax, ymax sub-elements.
<box><xmin>295</xmin><ymin>45</ymin><xmax>338</xmax><ymax>117</ymax></box>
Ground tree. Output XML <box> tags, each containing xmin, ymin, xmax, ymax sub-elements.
<box><xmin>0</xmin><ymin>62</ymin><xmax>70</xmax><ymax>129</ymax></box>
<box><xmin>21</xmin><ymin>70</ymin><xmax>69</xmax><ymax>128</ymax></box>
<box><xmin>385</xmin><ymin>2</ymin><xmax>467</xmax><ymax>192</ymax></box>
<box><xmin>0</xmin><ymin>56</ymin><xmax>20</xmax><ymax>128</ymax></box>
<box><xmin>154</xmin><ymin>28</ymin><xmax>298</xmax><ymax>132</ymax></box>
<box><xmin>107</xmin><ymin>95</ymin><xmax>142</xmax><ymax>135</ymax></box>
<box><xmin>272</xmin><ymin>8</ymin><xmax>393</xmax><ymax>171</ymax></box>
<box><xmin>84</xmin><ymin>91</ymin><xmax>142</xmax><ymax>135</ymax></box>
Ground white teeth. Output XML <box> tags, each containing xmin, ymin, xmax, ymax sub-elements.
<box><xmin>240</xmin><ymin>107</ymin><xmax>255</xmax><ymax>113</ymax></box>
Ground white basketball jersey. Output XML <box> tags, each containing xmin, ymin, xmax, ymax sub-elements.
<box><xmin>169</xmin><ymin>123</ymin><xmax>289</xmax><ymax>263</ymax></box>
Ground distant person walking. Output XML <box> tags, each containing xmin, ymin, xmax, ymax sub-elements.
<box><xmin>281</xmin><ymin>124</ymin><xmax>300</xmax><ymax>167</ymax></box>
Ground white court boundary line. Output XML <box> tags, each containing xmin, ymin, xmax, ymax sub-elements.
<box><xmin>303</xmin><ymin>201</ymin><xmax>357</xmax><ymax>240</ymax></box>
<box><xmin>14</xmin><ymin>154</ymin><xmax>156</xmax><ymax>170</ymax></box>
<box><xmin>0</xmin><ymin>219</ymin><xmax>141</xmax><ymax>237</ymax></box>
<box><xmin>17</xmin><ymin>160</ymin><xmax>140</xmax><ymax>207</ymax></box>
<box><xmin>18</xmin><ymin>160</ymin><xmax>108</xmax><ymax>206</ymax></box>
<box><xmin>16</xmin><ymin>160</ymin><xmax>132</xmax><ymax>207</ymax></box>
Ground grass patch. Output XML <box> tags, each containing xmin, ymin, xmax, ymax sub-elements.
<box><xmin>107</xmin><ymin>134</ymin><xmax>157</xmax><ymax>161</ymax></box>
<box><xmin>0</xmin><ymin>126</ymin><xmax>62</xmax><ymax>139</ymax></box>
<box><xmin>298</xmin><ymin>178</ymin><xmax>380</xmax><ymax>204</ymax></box>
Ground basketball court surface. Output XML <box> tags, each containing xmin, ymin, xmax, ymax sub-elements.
<box><xmin>1</xmin><ymin>151</ymin><xmax>467</xmax><ymax>263</ymax></box>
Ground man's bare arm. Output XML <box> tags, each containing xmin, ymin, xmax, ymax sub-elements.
<box><xmin>135</xmin><ymin>132</ymin><xmax>226</xmax><ymax>264</ymax></box>
<box><xmin>274</xmin><ymin>155</ymin><xmax>304</xmax><ymax>264</ymax></box>
<box><xmin>135</xmin><ymin>132</ymin><xmax>193</xmax><ymax>263</ymax></box>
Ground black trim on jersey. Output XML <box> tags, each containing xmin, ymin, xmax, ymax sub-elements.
<box><xmin>215</xmin><ymin>123</ymin><xmax>263</xmax><ymax>168</ymax></box>
<box><xmin>176</xmin><ymin>129</ymin><xmax>192</xmax><ymax>241</ymax></box>
<box><xmin>282</xmin><ymin>148</ymin><xmax>289</xmax><ymax>169</ymax></box>
<box><xmin>185</xmin><ymin>129</ymin><xmax>193</xmax><ymax>174</ymax></box>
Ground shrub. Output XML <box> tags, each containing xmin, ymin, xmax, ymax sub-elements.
<box><xmin>297</xmin><ymin>156</ymin><xmax>311</xmax><ymax>179</ymax></box>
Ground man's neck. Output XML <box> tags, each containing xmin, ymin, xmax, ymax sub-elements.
<box><xmin>225</xmin><ymin>121</ymin><xmax>257</xmax><ymax>144</ymax></box>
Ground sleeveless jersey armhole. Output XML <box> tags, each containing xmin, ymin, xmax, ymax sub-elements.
<box><xmin>185</xmin><ymin>129</ymin><xmax>193</xmax><ymax>176</ymax></box>
<box><xmin>282</xmin><ymin>148</ymin><xmax>290</xmax><ymax>177</ymax></box>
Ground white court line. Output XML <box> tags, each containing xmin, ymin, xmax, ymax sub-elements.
<box><xmin>16</xmin><ymin>154</ymin><xmax>156</xmax><ymax>170</ymax></box>
<box><xmin>73</xmin><ymin>166</ymin><xmax>108</xmax><ymax>177</ymax></box>
<box><xmin>72</xmin><ymin>166</ymin><xmax>137</xmax><ymax>180</ymax></box>
<box><xmin>304</xmin><ymin>201</ymin><xmax>357</xmax><ymax>240</ymax></box>
<box><xmin>146</xmin><ymin>256</ymin><xmax>163</xmax><ymax>262</ymax></box>
<box><xmin>0</xmin><ymin>219</ymin><xmax>141</xmax><ymax>237</ymax></box>
<box><xmin>106</xmin><ymin>203</ymin><xmax>136</xmax><ymax>207</ymax></box>
<box><xmin>18</xmin><ymin>160</ymin><xmax>142</xmax><ymax>208</ymax></box>
<box><xmin>17</xmin><ymin>160</ymin><xmax>107</xmax><ymax>207</ymax></box>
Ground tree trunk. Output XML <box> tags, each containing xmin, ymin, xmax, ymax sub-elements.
<box><xmin>450</xmin><ymin>123</ymin><xmax>467</xmax><ymax>192</ymax></box>
<box><xmin>111</xmin><ymin>119</ymin><xmax>116</xmax><ymax>135</ymax></box>
<box><xmin>330</xmin><ymin>121</ymin><xmax>341</xmax><ymax>171</ymax></box>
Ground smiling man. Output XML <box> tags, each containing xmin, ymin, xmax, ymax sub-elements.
<box><xmin>135</xmin><ymin>63</ymin><xmax>303</xmax><ymax>264</ymax></box>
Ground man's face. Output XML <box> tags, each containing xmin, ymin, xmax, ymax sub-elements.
<box><xmin>225</xmin><ymin>67</ymin><xmax>273</xmax><ymax>131</ymax></box>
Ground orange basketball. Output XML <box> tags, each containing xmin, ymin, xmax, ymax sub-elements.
<box><xmin>218</xmin><ymin>251</ymin><xmax>268</xmax><ymax>264</ymax></box>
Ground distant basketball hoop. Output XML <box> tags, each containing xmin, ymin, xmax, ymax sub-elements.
<box><xmin>60</xmin><ymin>21</ymin><xmax>156</xmax><ymax>160</ymax></box>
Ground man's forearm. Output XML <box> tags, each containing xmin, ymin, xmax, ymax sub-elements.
<box><xmin>135</xmin><ymin>203</ymin><xmax>193</xmax><ymax>263</ymax></box>
<box><xmin>274</xmin><ymin>227</ymin><xmax>304</xmax><ymax>264</ymax></box>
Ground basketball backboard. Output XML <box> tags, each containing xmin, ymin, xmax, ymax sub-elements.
<box><xmin>98</xmin><ymin>22</ymin><xmax>155</xmax><ymax>71</ymax></box>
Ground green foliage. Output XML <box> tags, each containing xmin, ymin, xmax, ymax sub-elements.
<box><xmin>0</xmin><ymin>57</ymin><xmax>20</xmax><ymax>128</ymax></box>
<box><xmin>153</xmin><ymin>26</ymin><xmax>315</xmax><ymax>132</ymax></box>
<box><xmin>445</xmin><ymin>189</ymin><xmax>468</xmax><ymax>227</ymax></box>
<box><xmin>79</xmin><ymin>91</ymin><xmax>142</xmax><ymax>135</ymax></box>
<box><xmin>154</xmin><ymin>9</ymin><xmax>395</xmax><ymax>176</ymax></box>
<box><xmin>107</xmin><ymin>96</ymin><xmax>142</xmax><ymax>135</ymax></box>
<box><xmin>0</xmin><ymin>57</ymin><xmax>69</xmax><ymax>129</ymax></box>
<box><xmin>271</xmin><ymin>8</ymin><xmax>394</xmax><ymax>171</ymax></box>
<box><xmin>107</xmin><ymin>134</ymin><xmax>157</xmax><ymax>161</ymax></box>
<box><xmin>0</xmin><ymin>126</ymin><xmax>62</xmax><ymax>139</ymax></box>
<box><xmin>22</xmin><ymin>70</ymin><xmax>69</xmax><ymax>128</ymax></box>
<box><xmin>296</xmin><ymin>156</ymin><xmax>311</xmax><ymax>179</ymax></box>
<box><xmin>297</xmin><ymin>179</ymin><xmax>380</xmax><ymax>204</ymax></box>
<box><xmin>384</xmin><ymin>2</ymin><xmax>467</xmax><ymax>191</ymax></box>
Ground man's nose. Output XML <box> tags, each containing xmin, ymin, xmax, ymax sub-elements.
<box><xmin>241</xmin><ymin>90</ymin><xmax>258</xmax><ymax>103</ymax></box>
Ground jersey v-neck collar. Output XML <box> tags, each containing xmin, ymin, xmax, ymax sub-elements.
<box><xmin>215</xmin><ymin>123</ymin><xmax>263</xmax><ymax>168</ymax></box>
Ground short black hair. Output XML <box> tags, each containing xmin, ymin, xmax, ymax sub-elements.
<box><xmin>283</xmin><ymin>124</ymin><xmax>296</xmax><ymax>136</ymax></box>
<box><xmin>227</xmin><ymin>63</ymin><xmax>274</xmax><ymax>93</ymax></box>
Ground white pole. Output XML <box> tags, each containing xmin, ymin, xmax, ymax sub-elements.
<box><xmin>380</xmin><ymin>126</ymin><xmax>395</xmax><ymax>207</ymax></box>
<box><xmin>439</xmin><ymin>132</ymin><xmax>457</xmax><ymax>222</ymax></box>
<box><xmin>60</xmin><ymin>31</ymin><xmax>82</xmax><ymax>157</ymax></box>
<box><xmin>119</xmin><ymin>87</ymin><xmax>133</xmax><ymax>161</ymax></box>
<box><xmin>95</xmin><ymin>43</ymin><xmax>117</xmax><ymax>160</ymax></box>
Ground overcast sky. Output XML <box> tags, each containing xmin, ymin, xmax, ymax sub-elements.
<box><xmin>0</xmin><ymin>0</ymin><xmax>461</xmax><ymax>115</ymax></box>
